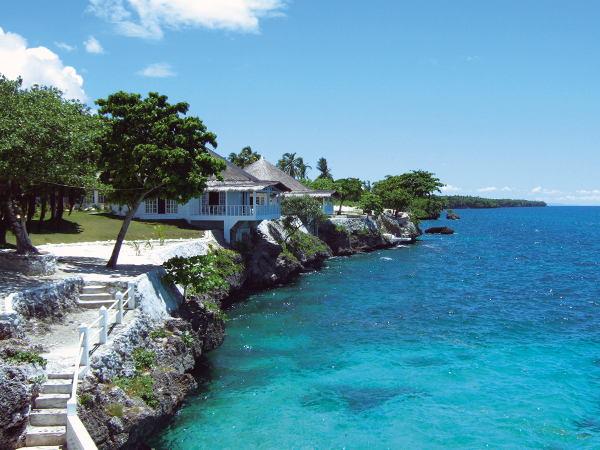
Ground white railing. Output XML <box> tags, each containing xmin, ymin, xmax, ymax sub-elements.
<box><xmin>255</xmin><ymin>204</ymin><xmax>280</xmax><ymax>217</ymax></box>
<box><xmin>189</xmin><ymin>204</ymin><xmax>281</xmax><ymax>218</ymax></box>
<box><xmin>65</xmin><ymin>282</ymin><xmax>136</xmax><ymax>450</ymax></box>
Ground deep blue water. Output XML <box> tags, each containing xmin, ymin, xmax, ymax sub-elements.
<box><xmin>148</xmin><ymin>207</ymin><xmax>600</xmax><ymax>449</ymax></box>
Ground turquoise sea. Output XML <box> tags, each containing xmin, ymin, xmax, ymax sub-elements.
<box><xmin>148</xmin><ymin>207</ymin><xmax>600</xmax><ymax>449</ymax></box>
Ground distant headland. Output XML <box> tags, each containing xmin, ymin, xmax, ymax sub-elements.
<box><xmin>441</xmin><ymin>196</ymin><xmax>547</xmax><ymax>209</ymax></box>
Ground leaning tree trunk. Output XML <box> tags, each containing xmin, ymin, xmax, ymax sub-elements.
<box><xmin>106</xmin><ymin>191</ymin><xmax>149</xmax><ymax>269</ymax></box>
<box><xmin>38</xmin><ymin>195</ymin><xmax>47</xmax><ymax>232</ymax></box>
<box><xmin>337</xmin><ymin>199</ymin><xmax>344</xmax><ymax>215</ymax></box>
<box><xmin>3</xmin><ymin>195</ymin><xmax>39</xmax><ymax>254</ymax></box>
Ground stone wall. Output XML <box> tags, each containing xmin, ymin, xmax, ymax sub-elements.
<box><xmin>0</xmin><ymin>250</ymin><xmax>57</xmax><ymax>276</ymax></box>
<box><xmin>10</xmin><ymin>277</ymin><xmax>83</xmax><ymax>322</ymax></box>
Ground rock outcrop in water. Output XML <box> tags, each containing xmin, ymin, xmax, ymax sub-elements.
<box><xmin>425</xmin><ymin>226</ymin><xmax>455</xmax><ymax>235</ymax></box>
<box><xmin>446</xmin><ymin>211</ymin><xmax>461</xmax><ymax>220</ymax></box>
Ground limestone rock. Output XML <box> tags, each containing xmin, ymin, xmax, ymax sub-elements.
<box><xmin>446</xmin><ymin>212</ymin><xmax>461</xmax><ymax>220</ymax></box>
<box><xmin>425</xmin><ymin>226</ymin><xmax>455</xmax><ymax>235</ymax></box>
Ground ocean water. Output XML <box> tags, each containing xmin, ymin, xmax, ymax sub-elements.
<box><xmin>148</xmin><ymin>207</ymin><xmax>600</xmax><ymax>449</ymax></box>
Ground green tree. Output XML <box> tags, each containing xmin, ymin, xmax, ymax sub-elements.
<box><xmin>96</xmin><ymin>91</ymin><xmax>226</xmax><ymax>268</ymax></box>
<box><xmin>397</xmin><ymin>170</ymin><xmax>444</xmax><ymax>199</ymax></box>
<box><xmin>162</xmin><ymin>252</ymin><xmax>228</xmax><ymax>300</ymax></box>
<box><xmin>334</xmin><ymin>178</ymin><xmax>363</xmax><ymax>215</ymax></box>
<box><xmin>296</xmin><ymin>157</ymin><xmax>312</xmax><ymax>180</ymax></box>
<box><xmin>228</xmin><ymin>146</ymin><xmax>261</xmax><ymax>168</ymax></box>
<box><xmin>305</xmin><ymin>178</ymin><xmax>335</xmax><ymax>191</ymax></box>
<box><xmin>359</xmin><ymin>193</ymin><xmax>383</xmax><ymax>218</ymax></box>
<box><xmin>281</xmin><ymin>195</ymin><xmax>327</xmax><ymax>242</ymax></box>
<box><xmin>0</xmin><ymin>75</ymin><xmax>103</xmax><ymax>253</ymax></box>
<box><xmin>277</xmin><ymin>152</ymin><xmax>311</xmax><ymax>179</ymax></box>
<box><xmin>372</xmin><ymin>176</ymin><xmax>412</xmax><ymax>217</ymax></box>
<box><xmin>316</xmin><ymin>157</ymin><xmax>333</xmax><ymax>180</ymax></box>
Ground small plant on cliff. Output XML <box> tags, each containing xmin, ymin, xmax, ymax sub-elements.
<box><xmin>106</xmin><ymin>403</ymin><xmax>124</xmax><ymax>417</ymax></box>
<box><xmin>9</xmin><ymin>351</ymin><xmax>47</xmax><ymax>369</ymax></box>
<box><xmin>150</xmin><ymin>329</ymin><xmax>169</xmax><ymax>339</ymax></box>
<box><xmin>133</xmin><ymin>348</ymin><xmax>156</xmax><ymax>372</ymax></box>
<box><xmin>181</xmin><ymin>330</ymin><xmax>194</xmax><ymax>347</ymax></box>
<box><xmin>203</xmin><ymin>301</ymin><xmax>228</xmax><ymax>322</ymax></box>
<box><xmin>113</xmin><ymin>375</ymin><xmax>159</xmax><ymax>408</ymax></box>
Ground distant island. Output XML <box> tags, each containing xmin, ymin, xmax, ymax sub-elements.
<box><xmin>441</xmin><ymin>196</ymin><xmax>547</xmax><ymax>209</ymax></box>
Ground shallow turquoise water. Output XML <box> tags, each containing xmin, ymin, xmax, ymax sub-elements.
<box><xmin>148</xmin><ymin>207</ymin><xmax>600</xmax><ymax>449</ymax></box>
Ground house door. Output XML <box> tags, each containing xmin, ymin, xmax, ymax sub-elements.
<box><xmin>158</xmin><ymin>199</ymin><xmax>166</xmax><ymax>214</ymax></box>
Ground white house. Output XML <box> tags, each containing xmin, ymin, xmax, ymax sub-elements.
<box><xmin>111</xmin><ymin>151</ymin><xmax>289</xmax><ymax>243</ymax></box>
<box><xmin>244</xmin><ymin>157</ymin><xmax>338</xmax><ymax>215</ymax></box>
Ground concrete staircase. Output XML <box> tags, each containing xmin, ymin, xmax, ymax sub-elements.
<box><xmin>24</xmin><ymin>372</ymin><xmax>73</xmax><ymax>449</ymax></box>
<box><xmin>77</xmin><ymin>285</ymin><xmax>114</xmax><ymax>309</ymax></box>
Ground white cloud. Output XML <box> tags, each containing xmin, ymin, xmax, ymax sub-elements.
<box><xmin>88</xmin><ymin>0</ymin><xmax>286</xmax><ymax>40</ymax></box>
<box><xmin>137</xmin><ymin>62</ymin><xmax>176</xmax><ymax>77</ymax></box>
<box><xmin>55</xmin><ymin>42</ymin><xmax>75</xmax><ymax>51</ymax></box>
<box><xmin>441</xmin><ymin>185</ymin><xmax>461</xmax><ymax>192</ymax></box>
<box><xmin>501</xmin><ymin>187</ymin><xmax>513</xmax><ymax>191</ymax></box>
<box><xmin>577</xmin><ymin>190</ymin><xmax>600</xmax><ymax>194</ymax></box>
<box><xmin>84</xmin><ymin>36</ymin><xmax>104</xmax><ymax>53</ymax></box>
<box><xmin>531</xmin><ymin>187</ymin><xmax>562</xmax><ymax>195</ymax></box>
<box><xmin>477</xmin><ymin>187</ymin><xmax>497</xmax><ymax>192</ymax></box>
<box><xmin>0</xmin><ymin>27</ymin><xmax>86</xmax><ymax>100</ymax></box>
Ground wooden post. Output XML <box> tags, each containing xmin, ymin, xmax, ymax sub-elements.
<box><xmin>79</xmin><ymin>324</ymin><xmax>89</xmax><ymax>373</ymax></box>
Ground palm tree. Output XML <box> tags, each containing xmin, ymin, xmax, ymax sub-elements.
<box><xmin>297</xmin><ymin>157</ymin><xmax>312</xmax><ymax>179</ymax></box>
<box><xmin>316</xmin><ymin>157</ymin><xmax>333</xmax><ymax>180</ymax></box>
<box><xmin>228</xmin><ymin>146</ymin><xmax>261</xmax><ymax>168</ymax></box>
<box><xmin>277</xmin><ymin>153</ymin><xmax>311</xmax><ymax>179</ymax></box>
<box><xmin>277</xmin><ymin>152</ymin><xmax>299</xmax><ymax>178</ymax></box>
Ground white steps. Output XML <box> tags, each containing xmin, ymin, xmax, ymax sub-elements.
<box><xmin>25</xmin><ymin>373</ymin><xmax>73</xmax><ymax>448</ymax></box>
<box><xmin>77</xmin><ymin>285</ymin><xmax>114</xmax><ymax>308</ymax></box>
<box><xmin>30</xmin><ymin>409</ymin><xmax>67</xmax><ymax>426</ymax></box>
<box><xmin>25</xmin><ymin>425</ymin><xmax>66</xmax><ymax>447</ymax></box>
<box><xmin>41</xmin><ymin>380</ymin><xmax>72</xmax><ymax>395</ymax></box>
<box><xmin>35</xmin><ymin>394</ymin><xmax>70</xmax><ymax>409</ymax></box>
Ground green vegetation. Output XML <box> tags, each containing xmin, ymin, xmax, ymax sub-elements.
<box><xmin>162</xmin><ymin>246</ymin><xmax>244</xmax><ymax>299</ymax></box>
<box><xmin>334</xmin><ymin>178</ymin><xmax>363</xmax><ymax>214</ymax></box>
<box><xmin>0</xmin><ymin>75</ymin><xmax>104</xmax><ymax>253</ymax></box>
<box><xmin>277</xmin><ymin>152</ymin><xmax>311</xmax><ymax>179</ymax></box>
<box><xmin>287</xmin><ymin>230</ymin><xmax>329</xmax><ymax>256</ymax></box>
<box><xmin>8</xmin><ymin>351</ymin><xmax>47</xmax><ymax>369</ymax></box>
<box><xmin>79</xmin><ymin>394</ymin><xmax>93</xmax><ymax>406</ymax></box>
<box><xmin>96</xmin><ymin>91</ymin><xmax>226</xmax><ymax>268</ymax></box>
<box><xmin>228</xmin><ymin>146</ymin><xmax>261</xmax><ymax>168</ymax></box>
<box><xmin>150</xmin><ymin>329</ymin><xmax>170</xmax><ymax>339</ymax></box>
<box><xmin>316</xmin><ymin>157</ymin><xmax>333</xmax><ymax>180</ymax></box>
<box><xmin>441</xmin><ymin>196</ymin><xmax>547</xmax><ymax>209</ymax></box>
<box><xmin>281</xmin><ymin>195</ymin><xmax>328</xmax><ymax>242</ymax></box>
<box><xmin>132</xmin><ymin>348</ymin><xmax>156</xmax><ymax>372</ymax></box>
<box><xmin>113</xmin><ymin>375</ymin><xmax>159</xmax><ymax>408</ymax></box>
<box><xmin>4</xmin><ymin>212</ymin><xmax>204</xmax><ymax>247</ymax></box>
<box><xmin>106</xmin><ymin>403</ymin><xmax>124</xmax><ymax>418</ymax></box>
<box><xmin>181</xmin><ymin>330</ymin><xmax>194</xmax><ymax>347</ymax></box>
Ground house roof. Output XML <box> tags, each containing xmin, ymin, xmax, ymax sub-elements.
<box><xmin>205</xmin><ymin>150</ymin><xmax>290</xmax><ymax>192</ymax></box>
<box><xmin>245</xmin><ymin>157</ymin><xmax>339</xmax><ymax>199</ymax></box>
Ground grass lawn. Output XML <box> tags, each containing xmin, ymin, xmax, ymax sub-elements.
<box><xmin>3</xmin><ymin>211</ymin><xmax>205</xmax><ymax>248</ymax></box>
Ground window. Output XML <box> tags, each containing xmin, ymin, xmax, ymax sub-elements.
<box><xmin>166</xmin><ymin>200</ymin><xmax>178</xmax><ymax>214</ymax></box>
<box><xmin>145</xmin><ymin>198</ymin><xmax>158</xmax><ymax>214</ymax></box>
<box><xmin>98</xmin><ymin>194</ymin><xmax>105</xmax><ymax>204</ymax></box>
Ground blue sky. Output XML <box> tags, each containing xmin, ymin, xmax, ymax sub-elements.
<box><xmin>1</xmin><ymin>1</ymin><xmax>599</xmax><ymax>205</ymax></box>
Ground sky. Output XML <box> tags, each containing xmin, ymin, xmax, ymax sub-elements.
<box><xmin>1</xmin><ymin>1</ymin><xmax>599</xmax><ymax>205</ymax></box>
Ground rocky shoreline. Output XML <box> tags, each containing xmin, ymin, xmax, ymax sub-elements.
<box><xmin>0</xmin><ymin>214</ymin><xmax>419</xmax><ymax>449</ymax></box>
